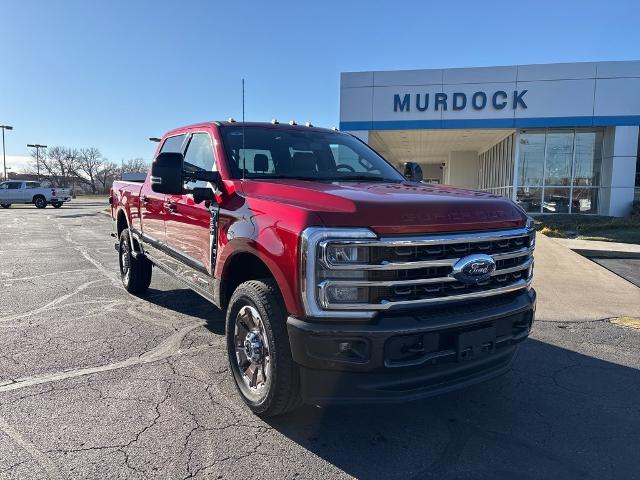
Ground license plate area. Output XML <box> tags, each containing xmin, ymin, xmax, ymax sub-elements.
<box><xmin>456</xmin><ymin>325</ymin><xmax>496</xmax><ymax>362</ymax></box>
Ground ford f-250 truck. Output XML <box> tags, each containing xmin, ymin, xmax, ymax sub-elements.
<box><xmin>110</xmin><ymin>121</ymin><xmax>536</xmax><ymax>416</ymax></box>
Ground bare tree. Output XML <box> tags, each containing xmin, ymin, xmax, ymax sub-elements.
<box><xmin>78</xmin><ymin>147</ymin><xmax>104</xmax><ymax>194</ymax></box>
<box><xmin>96</xmin><ymin>161</ymin><xmax>119</xmax><ymax>193</ymax></box>
<box><xmin>37</xmin><ymin>146</ymin><xmax>68</xmax><ymax>187</ymax></box>
<box><xmin>121</xmin><ymin>157</ymin><xmax>149</xmax><ymax>174</ymax></box>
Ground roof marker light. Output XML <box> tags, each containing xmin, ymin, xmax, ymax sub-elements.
<box><xmin>305</xmin><ymin>122</ymin><xmax>313</xmax><ymax>127</ymax></box>
<box><xmin>271</xmin><ymin>118</ymin><xmax>279</xmax><ymax>124</ymax></box>
<box><xmin>289</xmin><ymin>120</ymin><xmax>297</xmax><ymax>125</ymax></box>
<box><xmin>228</xmin><ymin>117</ymin><xmax>236</xmax><ymax>123</ymax></box>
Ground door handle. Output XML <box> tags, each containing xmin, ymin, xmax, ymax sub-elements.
<box><xmin>142</xmin><ymin>195</ymin><xmax>150</xmax><ymax>205</ymax></box>
<box><xmin>165</xmin><ymin>203</ymin><xmax>177</xmax><ymax>213</ymax></box>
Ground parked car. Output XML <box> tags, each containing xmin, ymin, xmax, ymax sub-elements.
<box><xmin>110</xmin><ymin>121</ymin><xmax>536</xmax><ymax>416</ymax></box>
<box><xmin>0</xmin><ymin>181</ymin><xmax>71</xmax><ymax>208</ymax></box>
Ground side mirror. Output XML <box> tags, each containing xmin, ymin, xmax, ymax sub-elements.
<box><xmin>403</xmin><ymin>162</ymin><xmax>423</xmax><ymax>182</ymax></box>
<box><xmin>151</xmin><ymin>152</ymin><xmax>184</xmax><ymax>194</ymax></box>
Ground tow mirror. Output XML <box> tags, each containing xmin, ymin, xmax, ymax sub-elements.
<box><xmin>403</xmin><ymin>162</ymin><xmax>423</xmax><ymax>182</ymax></box>
<box><xmin>151</xmin><ymin>152</ymin><xmax>184</xmax><ymax>194</ymax></box>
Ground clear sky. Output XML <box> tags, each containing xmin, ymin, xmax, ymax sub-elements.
<box><xmin>1</xmin><ymin>0</ymin><xmax>639</xmax><ymax>171</ymax></box>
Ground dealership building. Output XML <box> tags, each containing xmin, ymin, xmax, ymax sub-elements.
<box><xmin>340</xmin><ymin>60</ymin><xmax>640</xmax><ymax>216</ymax></box>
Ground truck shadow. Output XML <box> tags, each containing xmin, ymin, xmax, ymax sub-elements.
<box><xmin>144</xmin><ymin>287</ymin><xmax>225</xmax><ymax>334</ymax></box>
<box><xmin>267</xmin><ymin>338</ymin><xmax>640</xmax><ymax>480</ymax></box>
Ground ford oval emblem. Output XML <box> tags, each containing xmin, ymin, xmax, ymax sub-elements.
<box><xmin>451</xmin><ymin>254</ymin><xmax>496</xmax><ymax>284</ymax></box>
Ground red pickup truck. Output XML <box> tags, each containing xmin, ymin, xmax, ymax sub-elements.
<box><xmin>110</xmin><ymin>121</ymin><xmax>536</xmax><ymax>416</ymax></box>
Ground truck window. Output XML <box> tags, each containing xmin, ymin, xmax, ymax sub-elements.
<box><xmin>220</xmin><ymin>126</ymin><xmax>404</xmax><ymax>182</ymax></box>
<box><xmin>7</xmin><ymin>182</ymin><xmax>21</xmax><ymax>190</ymax></box>
<box><xmin>0</xmin><ymin>182</ymin><xmax>7</xmax><ymax>189</ymax></box>
<box><xmin>239</xmin><ymin>149</ymin><xmax>275</xmax><ymax>174</ymax></box>
<box><xmin>160</xmin><ymin>134</ymin><xmax>186</xmax><ymax>154</ymax></box>
<box><xmin>328</xmin><ymin>144</ymin><xmax>381</xmax><ymax>174</ymax></box>
<box><xmin>25</xmin><ymin>182</ymin><xmax>41</xmax><ymax>189</ymax></box>
<box><xmin>183</xmin><ymin>133</ymin><xmax>216</xmax><ymax>188</ymax></box>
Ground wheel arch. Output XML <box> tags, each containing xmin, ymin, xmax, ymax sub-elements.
<box><xmin>219</xmin><ymin>250</ymin><xmax>288</xmax><ymax>312</ymax></box>
<box><xmin>115</xmin><ymin>206</ymin><xmax>140</xmax><ymax>253</ymax></box>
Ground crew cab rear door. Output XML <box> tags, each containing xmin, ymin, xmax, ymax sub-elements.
<box><xmin>164</xmin><ymin>130</ymin><xmax>217</xmax><ymax>278</ymax></box>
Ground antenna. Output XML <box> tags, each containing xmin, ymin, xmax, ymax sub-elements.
<box><xmin>242</xmin><ymin>78</ymin><xmax>246</xmax><ymax>179</ymax></box>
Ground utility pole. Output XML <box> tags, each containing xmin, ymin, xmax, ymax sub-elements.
<box><xmin>27</xmin><ymin>143</ymin><xmax>47</xmax><ymax>181</ymax></box>
<box><xmin>0</xmin><ymin>125</ymin><xmax>14</xmax><ymax>180</ymax></box>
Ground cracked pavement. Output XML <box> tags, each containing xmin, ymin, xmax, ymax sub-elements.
<box><xmin>1</xmin><ymin>199</ymin><xmax>639</xmax><ymax>479</ymax></box>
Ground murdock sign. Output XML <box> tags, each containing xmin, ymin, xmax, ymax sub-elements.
<box><xmin>393</xmin><ymin>90</ymin><xmax>528</xmax><ymax>112</ymax></box>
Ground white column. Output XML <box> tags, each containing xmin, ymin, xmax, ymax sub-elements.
<box><xmin>600</xmin><ymin>126</ymin><xmax>638</xmax><ymax>216</ymax></box>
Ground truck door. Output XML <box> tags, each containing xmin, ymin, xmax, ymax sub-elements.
<box><xmin>140</xmin><ymin>133</ymin><xmax>187</xmax><ymax>257</ymax></box>
<box><xmin>164</xmin><ymin>131</ymin><xmax>218</xmax><ymax>277</ymax></box>
<box><xmin>6</xmin><ymin>182</ymin><xmax>23</xmax><ymax>202</ymax></box>
<box><xmin>23</xmin><ymin>182</ymin><xmax>39</xmax><ymax>202</ymax></box>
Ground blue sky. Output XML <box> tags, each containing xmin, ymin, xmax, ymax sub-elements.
<box><xmin>1</xmin><ymin>0</ymin><xmax>639</xmax><ymax>170</ymax></box>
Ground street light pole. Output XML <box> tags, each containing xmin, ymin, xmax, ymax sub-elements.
<box><xmin>27</xmin><ymin>144</ymin><xmax>47</xmax><ymax>181</ymax></box>
<box><xmin>0</xmin><ymin>125</ymin><xmax>14</xmax><ymax>181</ymax></box>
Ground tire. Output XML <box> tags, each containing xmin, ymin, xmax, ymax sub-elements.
<box><xmin>52</xmin><ymin>202</ymin><xmax>63</xmax><ymax>209</ymax></box>
<box><xmin>226</xmin><ymin>278</ymin><xmax>301</xmax><ymax>417</ymax></box>
<box><xmin>33</xmin><ymin>195</ymin><xmax>47</xmax><ymax>209</ymax></box>
<box><xmin>0</xmin><ymin>204</ymin><xmax>10</xmax><ymax>209</ymax></box>
<box><xmin>118</xmin><ymin>228</ymin><xmax>152</xmax><ymax>294</ymax></box>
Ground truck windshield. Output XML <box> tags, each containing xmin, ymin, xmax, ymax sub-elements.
<box><xmin>220</xmin><ymin>126</ymin><xmax>404</xmax><ymax>182</ymax></box>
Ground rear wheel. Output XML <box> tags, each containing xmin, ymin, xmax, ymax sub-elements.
<box><xmin>0</xmin><ymin>204</ymin><xmax>10</xmax><ymax>209</ymax></box>
<box><xmin>226</xmin><ymin>279</ymin><xmax>301</xmax><ymax>417</ymax></box>
<box><xmin>118</xmin><ymin>228</ymin><xmax>152</xmax><ymax>294</ymax></box>
<box><xmin>52</xmin><ymin>202</ymin><xmax>63</xmax><ymax>209</ymax></box>
<box><xmin>33</xmin><ymin>195</ymin><xmax>47</xmax><ymax>209</ymax></box>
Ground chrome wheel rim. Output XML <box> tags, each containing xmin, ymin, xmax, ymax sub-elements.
<box><xmin>234</xmin><ymin>305</ymin><xmax>270</xmax><ymax>393</ymax></box>
<box><xmin>119</xmin><ymin>239</ymin><xmax>130</xmax><ymax>284</ymax></box>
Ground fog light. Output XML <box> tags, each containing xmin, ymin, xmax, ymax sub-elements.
<box><xmin>326</xmin><ymin>286</ymin><xmax>368</xmax><ymax>304</ymax></box>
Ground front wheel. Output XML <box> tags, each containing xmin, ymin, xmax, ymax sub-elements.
<box><xmin>118</xmin><ymin>228</ymin><xmax>152</xmax><ymax>294</ymax></box>
<box><xmin>33</xmin><ymin>195</ymin><xmax>47</xmax><ymax>209</ymax></box>
<box><xmin>52</xmin><ymin>202</ymin><xmax>63</xmax><ymax>209</ymax></box>
<box><xmin>0</xmin><ymin>204</ymin><xmax>10</xmax><ymax>209</ymax></box>
<box><xmin>226</xmin><ymin>279</ymin><xmax>301</xmax><ymax>417</ymax></box>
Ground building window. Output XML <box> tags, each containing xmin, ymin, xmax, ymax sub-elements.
<box><xmin>516</xmin><ymin>128</ymin><xmax>603</xmax><ymax>214</ymax></box>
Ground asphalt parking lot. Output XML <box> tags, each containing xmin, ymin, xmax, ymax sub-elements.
<box><xmin>1</xmin><ymin>200</ymin><xmax>639</xmax><ymax>480</ymax></box>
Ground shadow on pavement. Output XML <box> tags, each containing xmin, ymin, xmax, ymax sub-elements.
<box><xmin>268</xmin><ymin>339</ymin><xmax>640</xmax><ymax>480</ymax></box>
<box><xmin>144</xmin><ymin>287</ymin><xmax>225</xmax><ymax>334</ymax></box>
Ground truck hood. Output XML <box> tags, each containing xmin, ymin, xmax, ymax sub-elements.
<box><xmin>240</xmin><ymin>179</ymin><xmax>527</xmax><ymax>235</ymax></box>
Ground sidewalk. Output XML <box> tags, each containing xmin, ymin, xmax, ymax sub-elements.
<box><xmin>532</xmin><ymin>234</ymin><xmax>640</xmax><ymax>322</ymax></box>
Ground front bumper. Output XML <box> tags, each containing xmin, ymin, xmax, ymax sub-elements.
<box><xmin>287</xmin><ymin>288</ymin><xmax>536</xmax><ymax>405</ymax></box>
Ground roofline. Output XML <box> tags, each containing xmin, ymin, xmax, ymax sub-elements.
<box><xmin>163</xmin><ymin>121</ymin><xmax>340</xmax><ymax>137</ymax></box>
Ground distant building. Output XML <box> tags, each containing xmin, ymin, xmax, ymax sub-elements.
<box><xmin>340</xmin><ymin>60</ymin><xmax>640</xmax><ymax>216</ymax></box>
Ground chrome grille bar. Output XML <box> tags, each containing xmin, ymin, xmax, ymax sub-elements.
<box><xmin>318</xmin><ymin>279</ymin><xmax>532</xmax><ymax>311</ymax></box>
<box><xmin>320</xmin><ymin>258</ymin><xmax>533</xmax><ymax>289</ymax></box>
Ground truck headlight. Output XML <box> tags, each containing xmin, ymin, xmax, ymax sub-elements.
<box><xmin>300</xmin><ymin>227</ymin><xmax>377</xmax><ymax>319</ymax></box>
<box><xmin>324</xmin><ymin>244</ymin><xmax>370</xmax><ymax>265</ymax></box>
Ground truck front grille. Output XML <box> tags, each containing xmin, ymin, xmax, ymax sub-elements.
<box><xmin>317</xmin><ymin>227</ymin><xmax>535</xmax><ymax>311</ymax></box>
